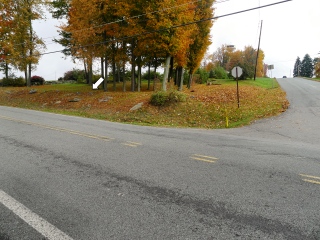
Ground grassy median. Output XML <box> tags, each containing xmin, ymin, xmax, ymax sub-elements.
<box><xmin>0</xmin><ymin>78</ymin><xmax>289</xmax><ymax>128</ymax></box>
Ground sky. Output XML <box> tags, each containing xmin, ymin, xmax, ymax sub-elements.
<box><xmin>2</xmin><ymin>0</ymin><xmax>320</xmax><ymax>80</ymax></box>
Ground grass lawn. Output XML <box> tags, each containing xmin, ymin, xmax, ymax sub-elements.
<box><xmin>0</xmin><ymin>78</ymin><xmax>289</xmax><ymax>129</ymax></box>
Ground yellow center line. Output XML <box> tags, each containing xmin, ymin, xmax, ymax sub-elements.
<box><xmin>126</xmin><ymin>141</ymin><xmax>142</xmax><ymax>145</ymax></box>
<box><xmin>0</xmin><ymin>115</ymin><xmax>113</xmax><ymax>142</ymax></box>
<box><xmin>299</xmin><ymin>174</ymin><xmax>320</xmax><ymax>180</ymax></box>
<box><xmin>193</xmin><ymin>154</ymin><xmax>218</xmax><ymax>160</ymax></box>
<box><xmin>302</xmin><ymin>179</ymin><xmax>320</xmax><ymax>185</ymax></box>
<box><xmin>121</xmin><ymin>141</ymin><xmax>142</xmax><ymax>147</ymax></box>
<box><xmin>190</xmin><ymin>157</ymin><xmax>216</xmax><ymax>163</ymax></box>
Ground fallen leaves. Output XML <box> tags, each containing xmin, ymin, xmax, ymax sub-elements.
<box><xmin>0</xmin><ymin>81</ymin><xmax>288</xmax><ymax>128</ymax></box>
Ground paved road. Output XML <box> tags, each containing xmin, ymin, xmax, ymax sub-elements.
<box><xmin>0</xmin><ymin>77</ymin><xmax>319</xmax><ymax>239</ymax></box>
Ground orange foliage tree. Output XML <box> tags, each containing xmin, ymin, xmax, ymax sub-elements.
<box><xmin>0</xmin><ymin>0</ymin><xmax>45</xmax><ymax>86</ymax></box>
<box><xmin>55</xmin><ymin>0</ymin><xmax>216</xmax><ymax>91</ymax></box>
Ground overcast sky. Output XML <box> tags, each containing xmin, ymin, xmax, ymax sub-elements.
<box><xmin>3</xmin><ymin>0</ymin><xmax>320</xmax><ymax>80</ymax></box>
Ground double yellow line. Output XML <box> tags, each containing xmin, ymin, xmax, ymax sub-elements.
<box><xmin>0</xmin><ymin>115</ymin><xmax>113</xmax><ymax>142</ymax></box>
<box><xmin>190</xmin><ymin>154</ymin><xmax>218</xmax><ymax>163</ymax></box>
<box><xmin>300</xmin><ymin>174</ymin><xmax>320</xmax><ymax>185</ymax></box>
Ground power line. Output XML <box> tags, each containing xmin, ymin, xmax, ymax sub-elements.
<box><xmin>9</xmin><ymin>0</ymin><xmax>222</xmax><ymax>48</ymax></box>
<box><xmin>40</xmin><ymin>0</ymin><xmax>292</xmax><ymax>57</ymax></box>
<box><xmin>35</xmin><ymin>0</ymin><xmax>230</xmax><ymax>44</ymax></box>
<box><xmin>4</xmin><ymin>0</ymin><xmax>292</xmax><ymax>60</ymax></box>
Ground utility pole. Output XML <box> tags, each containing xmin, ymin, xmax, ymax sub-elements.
<box><xmin>254</xmin><ymin>20</ymin><xmax>263</xmax><ymax>81</ymax></box>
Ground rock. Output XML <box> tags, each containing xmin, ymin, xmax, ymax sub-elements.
<box><xmin>54</xmin><ymin>101</ymin><xmax>61</xmax><ymax>104</ymax></box>
<box><xmin>69</xmin><ymin>98</ymin><xmax>80</xmax><ymax>102</ymax></box>
<box><xmin>130</xmin><ymin>102</ymin><xmax>143</xmax><ymax>111</ymax></box>
<box><xmin>29</xmin><ymin>89</ymin><xmax>37</xmax><ymax>94</ymax></box>
<box><xmin>99</xmin><ymin>96</ymin><xmax>113</xmax><ymax>103</ymax></box>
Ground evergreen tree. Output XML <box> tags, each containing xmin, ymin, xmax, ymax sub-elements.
<box><xmin>300</xmin><ymin>54</ymin><xmax>313</xmax><ymax>78</ymax></box>
<box><xmin>293</xmin><ymin>57</ymin><xmax>301</xmax><ymax>77</ymax></box>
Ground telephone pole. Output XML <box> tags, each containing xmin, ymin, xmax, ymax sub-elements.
<box><xmin>254</xmin><ymin>20</ymin><xmax>263</xmax><ymax>81</ymax></box>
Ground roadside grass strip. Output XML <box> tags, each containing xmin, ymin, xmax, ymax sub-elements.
<box><xmin>190</xmin><ymin>154</ymin><xmax>218</xmax><ymax>163</ymax></box>
<box><xmin>0</xmin><ymin>115</ymin><xmax>113</xmax><ymax>142</ymax></box>
<box><xmin>0</xmin><ymin>190</ymin><xmax>73</xmax><ymax>240</ymax></box>
<box><xmin>299</xmin><ymin>174</ymin><xmax>320</xmax><ymax>185</ymax></box>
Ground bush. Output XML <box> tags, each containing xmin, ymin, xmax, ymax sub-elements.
<box><xmin>150</xmin><ymin>90</ymin><xmax>186</xmax><ymax>106</ymax></box>
<box><xmin>31</xmin><ymin>75</ymin><xmax>45</xmax><ymax>85</ymax></box>
<box><xmin>63</xmin><ymin>69</ymin><xmax>86</xmax><ymax>82</ymax></box>
<box><xmin>214</xmin><ymin>66</ymin><xmax>229</xmax><ymax>79</ymax></box>
<box><xmin>195</xmin><ymin>68</ymin><xmax>209</xmax><ymax>84</ymax></box>
<box><xmin>168</xmin><ymin>91</ymin><xmax>186</xmax><ymax>103</ymax></box>
<box><xmin>1</xmin><ymin>76</ymin><xmax>25</xmax><ymax>87</ymax></box>
<box><xmin>150</xmin><ymin>91</ymin><xmax>168</xmax><ymax>106</ymax></box>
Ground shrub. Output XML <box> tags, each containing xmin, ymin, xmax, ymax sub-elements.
<box><xmin>150</xmin><ymin>90</ymin><xmax>186</xmax><ymax>106</ymax></box>
<box><xmin>1</xmin><ymin>76</ymin><xmax>25</xmax><ymax>87</ymax></box>
<box><xmin>150</xmin><ymin>91</ymin><xmax>168</xmax><ymax>106</ymax></box>
<box><xmin>31</xmin><ymin>75</ymin><xmax>45</xmax><ymax>85</ymax></box>
<box><xmin>214</xmin><ymin>66</ymin><xmax>228</xmax><ymax>79</ymax></box>
<box><xmin>168</xmin><ymin>91</ymin><xmax>186</xmax><ymax>103</ymax></box>
<box><xmin>63</xmin><ymin>69</ymin><xmax>86</xmax><ymax>82</ymax></box>
<box><xmin>196</xmin><ymin>68</ymin><xmax>209</xmax><ymax>84</ymax></box>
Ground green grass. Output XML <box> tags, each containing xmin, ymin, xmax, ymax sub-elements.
<box><xmin>212</xmin><ymin>77</ymin><xmax>279</xmax><ymax>89</ymax></box>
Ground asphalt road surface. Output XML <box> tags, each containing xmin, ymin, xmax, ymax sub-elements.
<box><xmin>0</xmin><ymin>77</ymin><xmax>319</xmax><ymax>239</ymax></box>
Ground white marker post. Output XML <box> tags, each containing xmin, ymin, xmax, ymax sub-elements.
<box><xmin>92</xmin><ymin>77</ymin><xmax>104</xmax><ymax>90</ymax></box>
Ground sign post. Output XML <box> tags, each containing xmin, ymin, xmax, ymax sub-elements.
<box><xmin>231</xmin><ymin>66</ymin><xmax>243</xmax><ymax>108</ymax></box>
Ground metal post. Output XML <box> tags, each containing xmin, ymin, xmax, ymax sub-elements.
<box><xmin>236</xmin><ymin>67</ymin><xmax>240</xmax><ymax>108</ymax></box>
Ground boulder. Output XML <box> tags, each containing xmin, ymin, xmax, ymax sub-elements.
<box><xmin>130</xmin><ymin>102</ymin><xmax>143</xmax><ymax>111</ymax></box>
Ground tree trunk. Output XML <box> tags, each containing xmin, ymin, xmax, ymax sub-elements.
<box><xmin>117</xmin><ymin>63</ymin><xmax>121</xmax><ymax>83</ymax></box>
<box><xmin>169</xmin><ymin>56</ymin><xmax>174</xmax><ymax>82</ymax></box>
<box><xmin>153</xmin><ymin>58</ymin><xmax>157</xmax><ymax>91</ymax></box>
<box><xmin>131</xmin><ymin>43</ymin><xmax>135</xmax><ymax>92</ymax></box>
<box><xmin>187</xmin><ymin>72</ymin><xmax>193</xmax><ymax>89</ymax></box>
<box><xmin>24</xmin><ymin>69</ymin><xmax>28</xmax><ymax>86</ymax></box>
<box><xmin>5</xmin><ymin>62</ymin><xmax>9</xmax><ymax>80</ymax></box>
<box><xmin>147</xmin><ymin>62</ymin><xmax>151</xmax><ymax>90</ymax></box>
<box><xmin>104</xmin><ymin>55</ymin><xmax>108</xmax><ymax>91</ymax></box>
<box><xmin>162</xmin><ymin>55</ymin><xmax>171</xmax><ymax>91</ymax></box>
<box><xmin>84</xmin><ymin>59</ymin><xmax>88</xmax><ymax>84</ymax></box>
<box><xmin>137</xmin><ymin>56</ymin><xmax>141</xmax><ymax>92</ymax></box>
<box><xmin>27</xmin><ymin>9</ymin><xmax>33</xmax><ymax>88</ymax></box>
<box><xmin>179</xmin><ymin>67</ymin><xmax>184</xmax><ymax>91</ymax></box>
<box><xmin>101</xmin><ymin>57</ymin><xmax>104</xmax><ymax>78</ymax></box>
<box><xmin>88</xmin><ymin>61</ymin><xmax>93</xmax><ymax>85</ymax></box>
<box><xmin>175</xmin><ymin>67</ymin><xmax>179</xmax><ymax>86</ymax></box>
<box><xmin>122</xmin><ymin>61</ymin><xmax>126</xmax><ymax>92</ymax></box>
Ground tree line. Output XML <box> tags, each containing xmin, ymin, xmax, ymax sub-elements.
<box><xmin>51</xmin><ymin>0</ymin><xmax>215</xmax><ymax>92</ymax></box>
<box><xmin>293</xmin><ymin>54</ymin><xmax>320</xmax><ymax>78</ymax></box>
<box><xmin>201</xmin><ymin>44</ymin><xmax>266</xmax><ymax>80</ymax></box>
<box><xmin>0</xmin><ymin>0</ymin><xmax>215</xmax><ymax>90</ymax></box>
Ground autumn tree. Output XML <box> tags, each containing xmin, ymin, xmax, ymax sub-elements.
<box><xmin>0</xmin><ymin>0</ymin><xmax>15</xmax><ymax>79</ymax></box>
<box><xmin>255</xmin><ymin>49</ymin><xmax>265</xmax><ymax>77</ymax></box>
<box><xmin>211</xmin><ymin>44</ymin><xmax>234</xmax><ymax>70</ymax></box>
<box><xmin>53</xmin><ymin>0</ymin><xmax>216</xmax><ymax>92</ymax></box>
<box><xmin>314</xmin><ymin>58</ymin><xmax>320</xmax><ymax>78</ymax></box>
<box><xmin>186</xmin><ymin>0</ymin><xmax>214</xmax><ymax>89</ymax></box>
<box><xmin>1</xmin><ymin>0</ymin><xmax>45</xmax><ymax>86</ymax></box>
<box><xmin>208</xmin><ymin>44</ymin><xmax>264</xmax><ymax>80</ymax></box>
